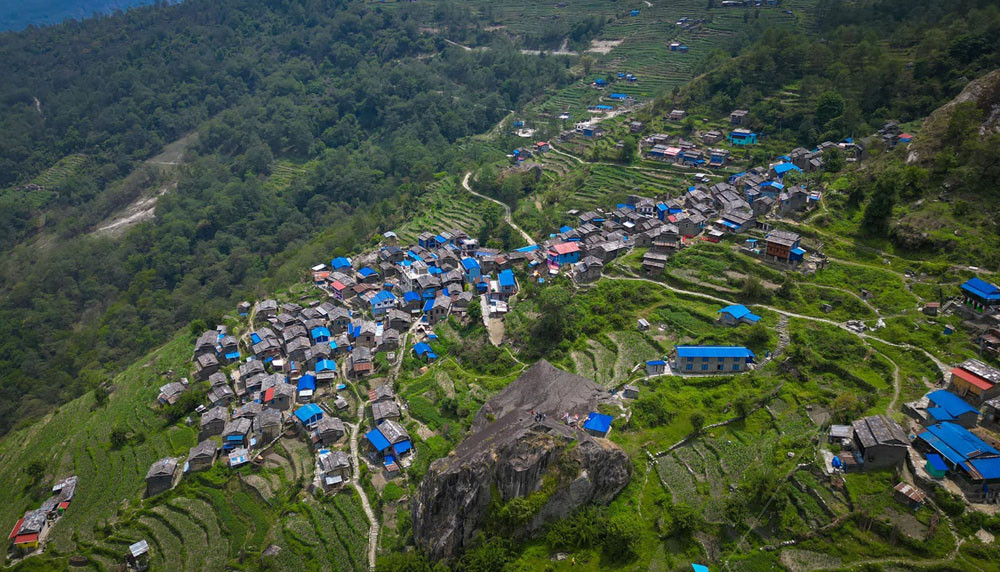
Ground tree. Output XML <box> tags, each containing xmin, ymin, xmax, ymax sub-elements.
<box><xmin>740</xmin><ymin>275</ymin><xmax>768</xmax><ymax>302</ymax></box>
<box><xmin>602</xmin><ymin>512</ymin><xmax>642</xmax><ymax>561</ymax></box>
<box><xmin>815</xmin><ymin>91</ymin><xmax>845</xmax><ymax>127</ymax></box>
<box><xmin>26</xmin><ymin>460</ymin><xmax>45</xmax><ymax>481</ymax></box>
<box><xmin>823</xmin><ymin>148</ymin><xmax>845</xmax><ymax>173</ymax></box>
<box><xmin>466</xmin><ymin>298</ymin><xmax>482</xmax><ymax>326</ymax></box>
<box><xmin>861</xmin><ymin>174</ymin><xmax>896</xmax><ymax>236</ymax></box>
<box><xmin>581</xmin><ymin>55</ymin><xmax>595</xmax><ymax>76</ymax></box>
<box><xmin>110</xmin><ymin>426</ymin><xmax>129</xmax><ymax>448</ymax></box>
<box><xmin>619</xmin><ymin>137</ymin><xmax>637</xmax><ymax>163</ymax></box>
<box><xmin>690</xmin><ymin>412</ymin><xmax>706</xmax><ymax>434</ymax></box>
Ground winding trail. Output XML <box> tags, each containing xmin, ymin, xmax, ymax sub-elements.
<box><xmin>461</xmin><ymin>172</ymin><xmax>535</xmax><ymax>245</ymax></box>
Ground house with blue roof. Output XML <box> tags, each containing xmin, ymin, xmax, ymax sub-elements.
<box><xmin>646</xmin><ymin>360</ymin><xmax>667</xmax><ymax>376</ymax></box>
<box><xmin>582</xmin><ymin>412</ymin><xmax>614</xmax><ymax>438</ymax></box>
<box><xmin>960</xmin><ymin>277</ymin><xmax>1000</xmax><ymax>314</ymax></box>
<box><xmin>294</xmin><ymin>403</ymin><xmax>323</xmax><ymax>428</ymax></box>
<box><xmin>357</xmin><ymin>266</ymin><xmax>379</xmax><ymax>283</ymax></box>
<box><xmin>772</xmin><ymin>162</ymin><xmax>802</xmax><ymax>179</ymax></box>
<box><xmin>492</xmin><ymin>269</ymin><xmax>518</xmax><ymax>301</ymax></box>
<box><xmin>917</xmin><ymin>390</ymin><xmax>980</xmax><ymax>428</ymax></box>
<box><xmin>330</xmin><ymin>257</ymin><xmax>351</xmax><ymax>271</ymax></box>
<box><xmin>369</xmin><ymin>290</ymin><xmax>397</xmax><ymax>317</ymax></box>
<box><xmin>402</xmin><ymin>290</ymin><xmax>422</xmax><ymax>312</ymax></box>
<box><xmin>728</xmin><ymin>129</ymin><xmax>757</xmax><ymax>146</ymax></box>
<box><xmin>297</xmin><ymin>374</ymin><xmax>317</xmax><ymax>402</ymax></box>
<box><xmin>413</xmin><ymin>342</ymin><xmax>438</xmax><ymax>361</ymax></box>
<box><xmin>674</xmin><ymin>346</ymin><xmax>754</xmax><ymax>373</ymax></box>
<box><xmin>593</xmin><ymin>78</ymin><xmax>608</xmax><ymax>87</ymax></box>
<box><xmin>315</xmin><ymin>359</ymin><xmax>338</xmax><ymax>381</ymax></box>
<box><xmin>717</xmin><ymin>304</ymin><xmax>761</xmax><ymax>326</ymax></box>
<box><xmin>609</xmin><ymin>93</ymin><xmax>629</xmax><ymax>100</ymax></box>
<box><xmin>311</xmin><ymin>327</ymin><xmax>331</xmax><ymax>343</ymax></box>
<box><xmin>915</xmin><ymin>422</ymin><xmax>1000</xmax><ymax>494</ymax></box>
<box><xmin>461</xmin><ymin>257</ymin><xmax>481</xmax><ymax>283</ymax></box>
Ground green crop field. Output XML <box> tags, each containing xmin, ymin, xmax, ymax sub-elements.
<box><xmin>394</xmin><ymin>177</ymin><xmax>491</xmax><ymax>245</ymax></box>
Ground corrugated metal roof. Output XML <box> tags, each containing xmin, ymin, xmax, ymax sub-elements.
<box><xmin>675</xmin><ymin>346</ymin><xmax>754</xmax><ymax>359</ymax></box>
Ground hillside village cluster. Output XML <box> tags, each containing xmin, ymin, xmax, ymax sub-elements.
<box><xmin>128</xmin><ymin>102</ymin><xmax>1000</xmax><ymax>524</ymax></box>
<box><xmin>10</xmin><ymin>84</ymin><xmax>1000</xmax><ymax>567</ymax></box>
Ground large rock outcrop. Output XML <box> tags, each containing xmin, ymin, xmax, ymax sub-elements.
<box><xmin>412</xmin><ymin>360</ymin><xmax>631</xmax><ymax>561</ymax></box>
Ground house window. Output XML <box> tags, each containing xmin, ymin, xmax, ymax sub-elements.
<box><xmin>717</xmin><ymin>364</ymin><xmax>723</xmax><ymax>371</ymax></box>
<box><xmin>733</xmin><ymin>364</ymin><xmax>739</xmax><ymax>371</ymax></box>
<box><xmin>701</xmin><ymin>364</ymin><xmax>708</xmax><ymax>371</ymax></box>
<box><xmin>702</xmin><ymin>357</ymin><xmax>708</xmax><ymax>362</ymax></box>
<box><xmin>686</xmin><ymin>364</ymin><xmax>692</xmax><ymax>371</ymax></box>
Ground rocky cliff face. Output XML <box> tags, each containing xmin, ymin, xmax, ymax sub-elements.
<box><xmin>411</xmin><ymin>360</ymin><xmax>631</xmax><ymax>561</ymax></box>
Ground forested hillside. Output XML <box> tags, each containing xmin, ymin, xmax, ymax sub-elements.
<box><xmin>0</xmin><ymin>0</ymin><xmax>574</xmax><ymax>434</ymax></box>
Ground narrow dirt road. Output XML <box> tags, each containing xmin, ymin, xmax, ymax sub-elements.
<box><xmin>461</xmin><ymin>171</ymin><xmax>535</xmax><ymax>245</ymax></box>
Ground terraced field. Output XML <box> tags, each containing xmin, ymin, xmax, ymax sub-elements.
<box><xmin>395</xmin><ymin>177</ymin><xmax>490</xmax><ymax>244</ymax></box>
<box><xmin>265</xmin><ymin>159</ymin><xmax>311</xmax><ymax>191</ymax></box>
<box><xmin>0</xmin><ymin>153</ymin><xmax>87</xmax><ymax>207</ymax></box>
<box><xmin>269</xmin><ymin>496</ymin><xmax>369</xmax><ymax>571</ymax></box>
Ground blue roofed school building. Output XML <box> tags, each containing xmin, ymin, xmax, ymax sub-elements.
<box><xmin>582</xmin><ymin>412</ymin><xmax>614</xmax><ymax>438</ymax></box>
<box><xmin>674</xmin><ymin>346</ymin><xmax>754</xmax><ymax>373</ymax></box>
<box><xmin>717</xmin><ymin>304</ymin><xmax>761</xmax><ymax>326</ymax></box>
<box><xmin>960</xmin><ymin>277</ymin><xmax>1000</xmax><ymax>315</ymax></box>
<box><xmin>906</xmin><ymin>390</ymin><xmax>980</xmax><ymax>429</ymax></box>
<box><xmin>915</xmin><ymin>422</ymin><xmax>1000</xmax><ymax>501</ymax></box>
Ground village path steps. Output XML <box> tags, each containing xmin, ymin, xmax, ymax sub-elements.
<box><xmin>348</xmin><ymin>407</ymin><xmax>378</xmax><ymax>570</ymax></box>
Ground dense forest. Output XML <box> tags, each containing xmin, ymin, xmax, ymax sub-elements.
<box><xmin>0</xmin><ymin>0</ymin><xmax>574</xmax><ymax>434</ymax></box>
<box><xmin>680</xmin><ymin>0</ymin><xmax>1000</xmax><ymax>147</ymax></box>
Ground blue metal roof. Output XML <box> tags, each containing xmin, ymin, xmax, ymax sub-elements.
<box><xmin>297</xmin><ymin>374</ymin><xmax>316</xmax><ymax>392</ymax></box>
<box><xmin>331</xmin><ymin>257</ymin><xmax>351</xmax><ymax>269</ymax></box>
<box><xmin>790</xmin><ymin>247</ymin><xmax>806</xmax><ymax>256</ymax></box>
<box><xmin>609</xmin><ymin>93</ymin><xmax>627</xmax><ymax>99</ymax></box>
<box><xmin>404</xmin><ymin>291</ymin><xmax>420</xmax><ymax>302</ymax></box>
<box><xmin>647</xmin><ymin>360</ymin><xmax>666</xmax><ymax>366</ymax></box>
<box><xmin>676</xmin><ymin>346</ymin><xmax>754</xmax><ymax>359</ymax></box>
<box><xmin>961</xmin><ymin>278</ymin><xmax>1000</xmax><ymax>301</ymax></box>
<box><xmin>316</xmin><ymin>359</ymin><xmax>336</xmax><ymax>372</ymax></box>
<box><xmin>370</xmin><ymin>290</ymin><xmax>396</xmax><ymax>305</ymax></box>
<box><xmin>393</xmin><ymin>440</ymin><xmax>412</xmax><ymax>455</ymax></box>
<box><xmin>918</xmin><ymin>422</ymin><xmax>1000</xmax><ymax>463</ymax></box>
<box><xmin>461</xmin><ymin>257</ymin><xmax>480</xmax><ymax>270</ymax></box>
<box><xmin>926</xmin><ymin>453</ymin><xmax>948</xmax><ymax>472</ymax></box>
<box><xmin>366</xmin><ymin>428</ymin><xmax>391</xmax><ymax>451</ymax></box>
<box><xmin>969</xmin><ymin>457</ymin><xmax>1000</xmax><ymax>480</ymax></box>
<box><xmin>718</xmin><ymin>304</ymin><xmax>752</xmax><ymax>319</ymax></box>
<box><xmin>422</xmin><ymin>299</ymin><xmax>435</xmax><ymax>312</ymax></box>
<box><xmin>359</xmin><ymin>266</ymin><xmax>377</xmax><ymax>277</ymax></box>
<box><xmin>498</xmin><ymin>269</ymin><xmax>516</xmax><ymax>288</ymax></box>
<box><xmin>311</xmin><ymin>327</ymin><xmax>330</xmax><ymax>339</ymax></box>
<box><xmin>514</xmin><ymin>245</ymin><xmax>539</xmax><ymax>253</ymax></box>
<box><xmin>250</xmin><ymin>333</ymin><xmax>261</xmax><ymax>344</ymax></box>
<box><xmin>774</xmin><ymin>163</ymin><xmax>802</xmax><ymax>175</ymax></box>
<box><xmin>413</xmin><ymin>342</ymin><xmax>432</xmax><ymax>356</ymax></box>
<box><xmin>294</xmin><ymin>404</ymin><xmax>323</xmax><ymax>423</ymax></box>
<box><xmin>720</xmin><ymin>219</ymin><xmax>739</xmax><ymax>229</ymax></box>
<box><xmin>582</xmin><ymin>412</ymin><xmax>613</xmax><ymax>434</ymax></box>
<box><xmin>225</xmin><ymin>351</ymin><xmax>240</xmax><ymax>360</ymax></box>
<box><xmin>927</xmin><ymin>390</ymin><xmax>979</xmax><ymax>418</ymax></box>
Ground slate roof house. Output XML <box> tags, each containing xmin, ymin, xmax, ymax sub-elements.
<box><xmin>313</xmin><ymin>416</ymin><xmax>346</xmax><ymax>446</ymax></box>
<box><xmin>349</xmin><ymin>347</ymin><xmax>373</xmax><ymax>378</ymax></box>
<box><xmin>200</xmin><ymin>406</ymin><xmax>227</xmax><ymax>438</ymax></box>
<box><xmin>194</xmin><ymin>353</ymin><xmax>220</xmax><ymax>380</ymax></box>
<box><xmin>145</xmin><ymin>458</ymin><xmax>178</xmax><ymax>497</ymax></box>
<box><xmin>318</xmin><ymin>450</ymin><xmax>352</xmax><ymax>490</ymax></box>
<box><xmin>849</xmin><ymin>415</ymin><xmax>909</xmax><ymax>470</ymax></box>
<box><xmin>255</xmin><ymin>408</ymin><xmax>284</xmax><ymax>442</ymax></box>
<box><xmin>764</xmin><ymin>229</ymin><xmax>803</xmax><ymax>263</ymax></box>
<box><xmin>186</xmin><ymin>440</ymin><xmax>218</xmax><ymax>472</ymax></box>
